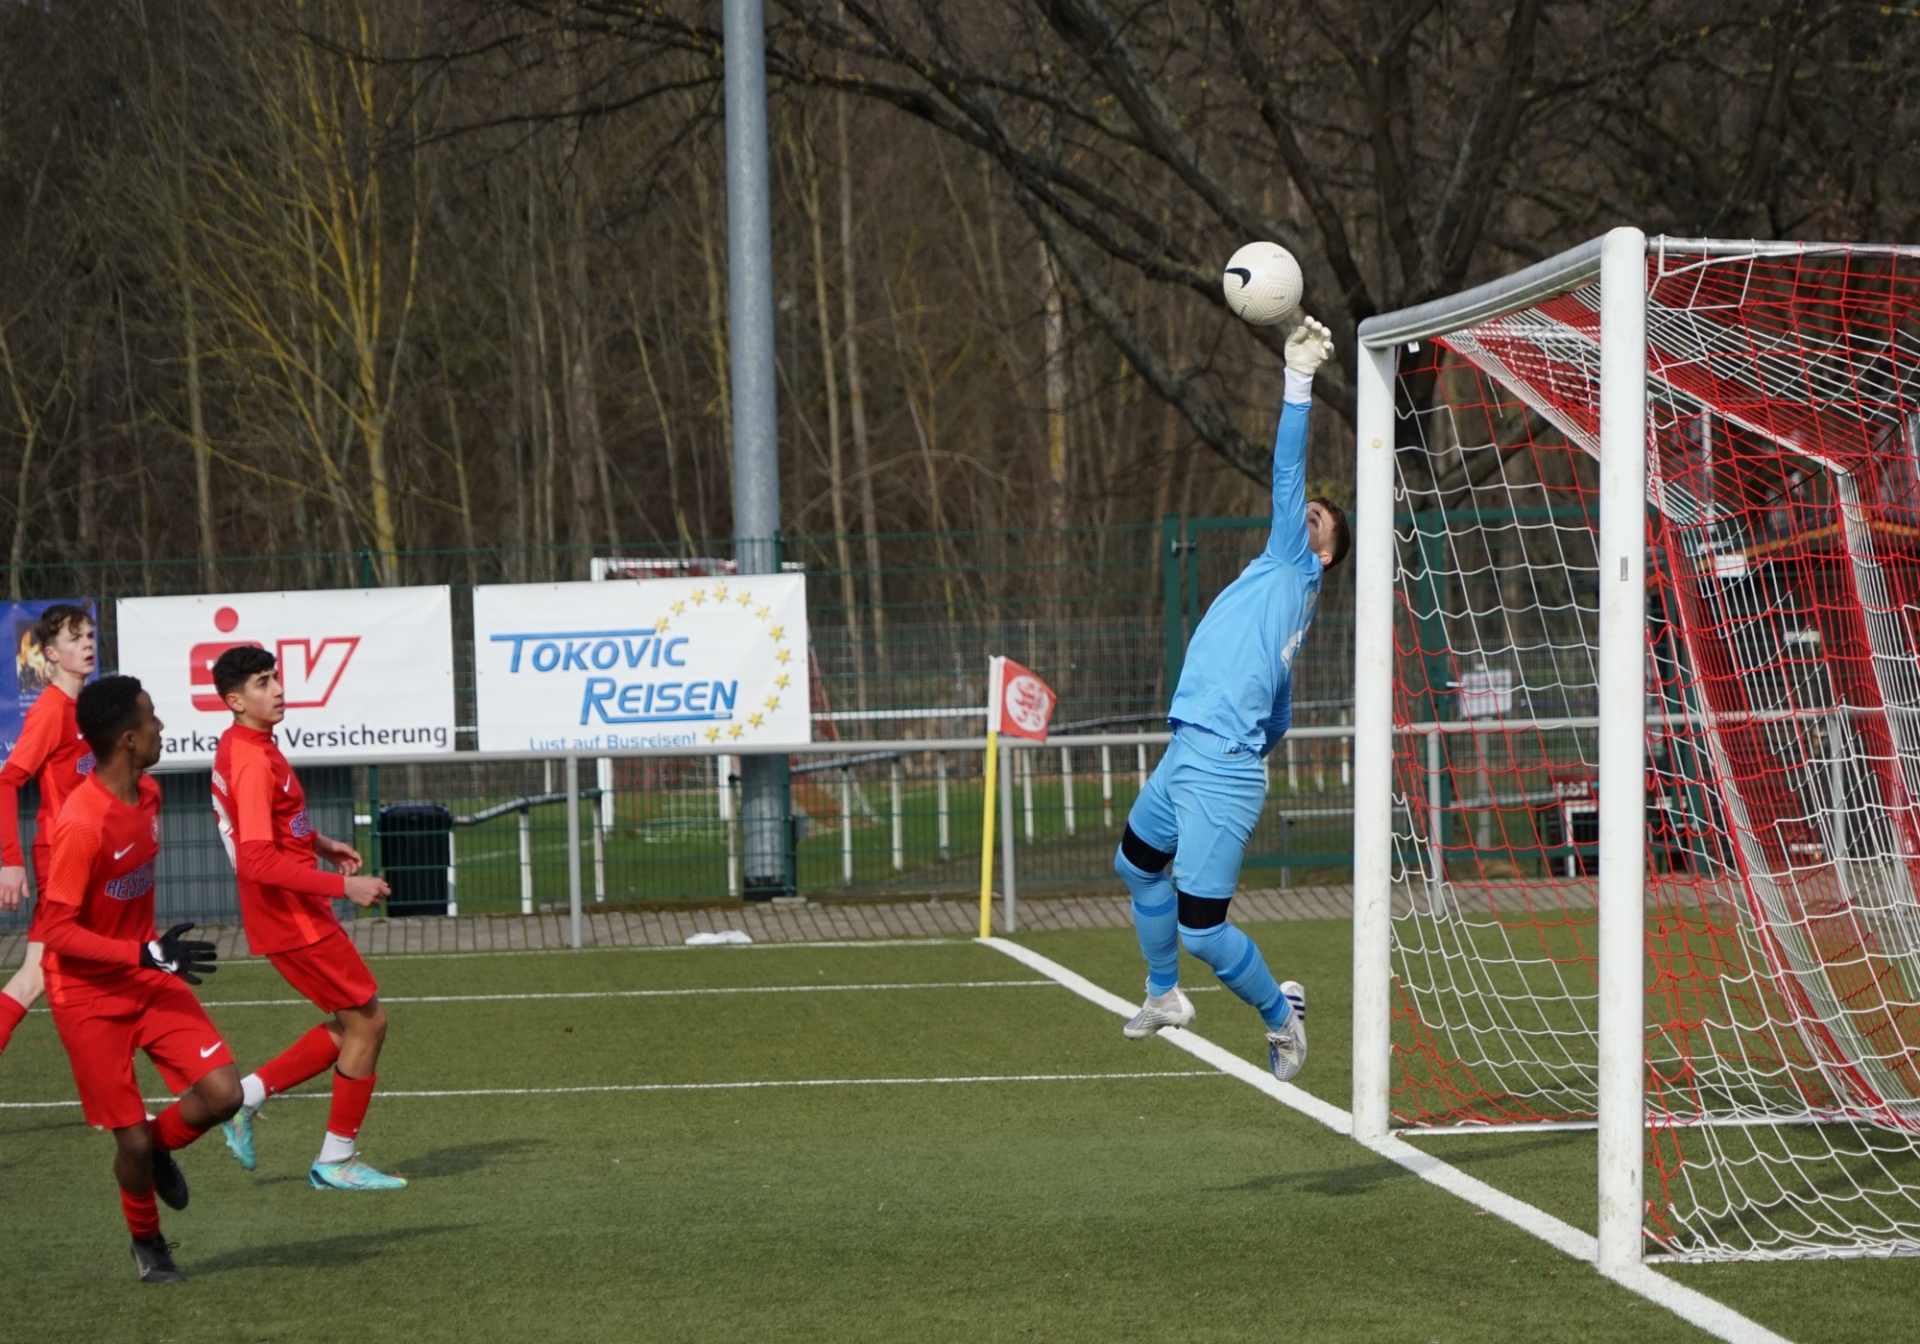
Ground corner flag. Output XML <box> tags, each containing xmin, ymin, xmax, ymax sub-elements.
<box><xmin>988</xmin><ymin>656</ymin><xmax>1056</xmax><ymax>743</ymax></box>
<box><xmin>980</xmin><ymin>656</ymin><xmax>1057</xmax><ymax>937</ymax></box>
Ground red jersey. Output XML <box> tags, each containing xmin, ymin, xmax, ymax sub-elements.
<box><xmin>38</xmin><ymin>774</ymin><xmax>166</xmax><ymax>1011</ymax></box>
<box><xmin>0</xmin><ymin>685</ymin><xmax>92</xmax><ymax>867</ymax></box>
<box><xmin>212</xmin><ymin>724</ymin><xmax>344</xmax><ymax>956</ymax></box>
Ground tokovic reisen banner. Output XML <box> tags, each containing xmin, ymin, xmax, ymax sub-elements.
<box><xmin>471</xmin><ymin>573</ymin><xmax>811</xmax><ymax>754</ymax></box>
<box><xmin>116</xmin><ymin>588</ymin><xmax>457</xmax><ymax>766</ymax></box>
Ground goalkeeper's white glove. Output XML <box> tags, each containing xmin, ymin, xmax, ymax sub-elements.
<box><xmin>1285</xmin><ymin>316</ymin><xmax>1334</xmax><ymax>376</ymax></box>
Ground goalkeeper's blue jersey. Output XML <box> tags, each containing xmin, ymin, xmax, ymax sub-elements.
<box><xmin>1167</xmin><ymin>390</ymin><xmax>1321</xmax><ymax>757</ymax></box>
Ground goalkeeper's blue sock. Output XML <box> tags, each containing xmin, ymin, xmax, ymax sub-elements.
<box><xmin>1115</xmin><ymin>844</ymin><xmax>1179</xmax><ymax>995</ymax></box>
<box><xmin>1179</xmin><ymin>916</ymin><xmax>1290</xmax><ymax>1030</ymax></box>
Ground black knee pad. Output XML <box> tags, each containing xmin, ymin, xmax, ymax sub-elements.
<box><xmin>1120</xmin><ymin>825</ymin><xmax>1174</xmax><ymax>874</ymax></box>
<box><xmin>1176</xmin><ymin>891</ymin><xmax>1232</xmax><ymax>929</ymax></box>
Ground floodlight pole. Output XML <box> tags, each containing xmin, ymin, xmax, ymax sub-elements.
<box><xmin>724</xmin><ymin>0</ymin><xmax>793</xmax><ymax>898</ymax></box>
<box><xmin>1350</xmin><ymin>339</ymin><xmax>1397</xmax><ymax>1143</ymax></box>
<box><xmin>1596</xmin><ymin>225</ymin><xmax>1649</xmax><ymax>1272</ymax></box>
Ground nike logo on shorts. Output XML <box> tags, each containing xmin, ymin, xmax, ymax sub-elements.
<box><xmin>113</xmin><ymin>844</ymin><xmax>136</xmax><ymax>860</ymax></box>
<box><xmin>200</xmin><ymin>1043</ymin><xmax>221</xmax><ymax>1058</ymax></box>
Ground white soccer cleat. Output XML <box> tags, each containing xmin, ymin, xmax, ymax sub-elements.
<box><xmin>1267</xmin><ymin>980</ymin><xmax>1307</xmax><ymax>1082</ymax></box>
<box><xmin>1123</xmin><ymin>985</ymin><xmax>1196</xmax><ymax>1039</ymax></box>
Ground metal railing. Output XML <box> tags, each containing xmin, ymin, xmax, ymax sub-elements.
<box><xmin>0</xmin><ymin>727</ymin><xmax>1363</xmax><ymax>942</ymax></box>
<box><xmin>3</xmin><ymin>522</ymin><xmax>1360</xmax><ymax>759</ymax></box>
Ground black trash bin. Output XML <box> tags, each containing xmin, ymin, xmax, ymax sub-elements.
<box><xmin>378</xmin><ymin>803</ymin><xmax>453</xmax><ymax>916</ymax></box>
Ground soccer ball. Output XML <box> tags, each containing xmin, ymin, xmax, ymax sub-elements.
<box><xmin>1222</xmin><ymin>242</ymin><xmax>1303</xmax><ymax>327</ymax></box>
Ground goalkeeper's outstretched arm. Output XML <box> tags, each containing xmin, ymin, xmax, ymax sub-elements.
<box><xmin>1265</xmin><ymin>317</ymin><xmax>1334</xmax><ymax>566</ymax></box>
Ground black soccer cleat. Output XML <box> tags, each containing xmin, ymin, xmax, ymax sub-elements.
<box><xmin>151</xmin><ymin>1148</ymin><xmax>190</xmax><ymax>1211</ymax></box>
<box><xmin>130</xmin><ymin>1234</ymin><xmax>184</xmax><ymax>1284</ymax></box>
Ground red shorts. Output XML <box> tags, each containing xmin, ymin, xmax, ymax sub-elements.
<box><xmin>269</xmin><ymin>928</ymin><xmax>378</xmax><ymax>1013</ymax></box>
<box><xmin>52</xmin><ymin>979</ymin><xmax>234</xmax><ymax>1131</ymax></box>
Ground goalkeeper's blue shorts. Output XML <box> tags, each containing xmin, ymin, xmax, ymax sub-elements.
<box><xmin>1124</xmin><ymin>723</ymin><xmax>1267</xmax><ymax>900</ymax></box>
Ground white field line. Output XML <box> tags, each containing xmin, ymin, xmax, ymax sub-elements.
<box><xmin>163</xmin><ymin>937</ymin><xmax>977</xmax><ymax>969</ymax></box>
<box><xmin>0</xmin><ymin>937</ymin><xmax>982</xmax><ymax>979</ymax></box>
<box><xmin>181</xmin><ymin>980</ymin><xmax>1055</xmax><ymax>1009</ymax></box>
<box><xmin>0</xmin><ymin>1070</ymin><xmax>1226</xmax><ymax>1110</ymax></box>
<box><xmin>979</xmin><ymin>937</ymin><xmax>1795</xmax><ymax>1344</ymax></box>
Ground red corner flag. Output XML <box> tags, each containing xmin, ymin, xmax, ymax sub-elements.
<box><xmin>987</xmin><ymin>656</ymin><xmax>1056</xmax><ymax>743</ymax></box>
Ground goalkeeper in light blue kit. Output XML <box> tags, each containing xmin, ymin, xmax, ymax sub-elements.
<box><xmin>1116</xmin><ymin>316</ymin><xmax>1349</xmax><ymax>1080</ymax></box>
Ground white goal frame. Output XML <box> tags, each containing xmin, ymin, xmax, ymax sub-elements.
<box><xmin>1349</xmin><ymin>226</ymin><xmax>1650</xmax><ymax>1270</ymax></box>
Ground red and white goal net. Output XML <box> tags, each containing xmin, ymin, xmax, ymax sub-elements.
<box><xmin>1384</xmin><ymin>238</ymin><xmax>1920</xmax><ymax>1260</ymax></box>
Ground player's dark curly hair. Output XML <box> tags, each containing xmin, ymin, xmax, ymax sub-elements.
<box><xmin>1312</xmin><ymin>497</ymin><xmax>1352</xmax><ymax>569</ymax></box>
<box><xmin>77</xmin><ymin>674</ymin><xmax>147</xmax><ymax>760</ymax></box>
<box><xmin>211</xmin><ymin>644</ymin><xmax>275</xmax><ymax>700</ymax></box>
<box><xmin>32</xmin><ymin>602</ymin><xmax>93</xmax><ymax>648</ymax></box>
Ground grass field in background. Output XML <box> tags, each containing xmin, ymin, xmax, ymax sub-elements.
<box><xmin>2</xmin><ymin>922</ymin><xmax>1910</xmax><ymax>1343</ymax></box>
<box><xmin>413</xmin><ymin>771</ymin><xmax>1356</xmax><ymax>910</ymax></box>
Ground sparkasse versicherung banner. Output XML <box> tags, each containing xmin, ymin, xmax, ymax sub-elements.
<box><xmin>116</xmin><ymin>588</ymin><xmax>457</xmax><ymax>766</ymax></box>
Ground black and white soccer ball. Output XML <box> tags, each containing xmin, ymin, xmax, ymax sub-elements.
<box><xmin>1222</xmin><ymin>242</ymin><xmax>1303</xmax><ymax>327</ymax></box>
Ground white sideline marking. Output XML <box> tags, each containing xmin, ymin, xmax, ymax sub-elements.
<box><xmin>190</xmin><ymin>980</ymin><xmax>1055</xmax><ymax>1009</ymax></box>
<box><xmin>979</xmin><ymin>937</ymin><xmax>1795</xmax><ymax>1344</ymax></box>
<box><xmin>0</xmin><ymin>1070</ymin><xmax>1224</xmax><ymax>1110</ymax></box>
<box><xmin>165</xmin><ymin>937</ymin><xmax>976</xmax><ymax>969</ymax></box>
<box><xmin>0</xmin><ymin>938</ymin><xmax>980</xmax><ymax>978</ymax></box>
<box><xmin>353</xmin><ymin>937</ymin><xmax>971</xmax><ymax>963</ymax></box>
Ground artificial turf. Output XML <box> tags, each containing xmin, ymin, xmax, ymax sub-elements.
<box><xmin>0</xmin><ymin>922</ymin><xmax>1908</xmax><ymax>1342</ymax></box>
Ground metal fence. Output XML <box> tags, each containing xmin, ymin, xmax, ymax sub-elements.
<box><xmin>10</xmin><ymin>521</ymin><xmax>1355</xmax><ymax>737</ymax></box>
<box><xmin>0</xmin><ymin>729</ymin><xmax>1359</xmax><ymax>933</ymax></box>
<box><xmin>0</xmin><ymin>520</ymin><xmax>1360</xmax><ymax>928</ymax></box>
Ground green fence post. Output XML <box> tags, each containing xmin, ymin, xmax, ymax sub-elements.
<box><xmin>1413</xmin><ymin>515</ymin><xmax>1453</xmax><ymax>871</ymax></box>
<box><xmin>1161</xmin><ymin>514</ymin><xmax>1186</xmax><ymax>694</ymax></box>
<box><xmin>358</xmin><ymin>548</ymin><xmax>375</xmax><ymax>588</ymax></box>
<box><xmin>368</xmin><ymin>765</ymin><xmax>381</xmax><ymax>875</ymax></box>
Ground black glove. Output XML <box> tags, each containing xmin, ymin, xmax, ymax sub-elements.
<box><xmin>141</xmin><ymin>923</ymin><xmax>218</xmax><ymax>985</ymax></box>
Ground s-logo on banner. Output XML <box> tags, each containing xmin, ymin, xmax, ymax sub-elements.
<box><xmin>117</xmin><ymin>588</ymin><xmax>457</xmax><ymax>766</ymax></box>
<box><xmin>472</xmin><ymin>574</ymin><xmax>811</xmax><ymax>754</ymax></box>
<box><xmin>188</xmin><ymin>603</ymin><xmax>361</xmax><ymax>712</ymax></box>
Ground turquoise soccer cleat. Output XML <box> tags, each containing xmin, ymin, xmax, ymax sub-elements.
<box><xmin>309</xmin><ymin>1156</ymin><xmax>408</xmax><ymax>1191</ymax></box>
<box><xmin>221</xmin><ymin>1108</ymin><xmax>258</xmax><ymax>1171</ymax></box>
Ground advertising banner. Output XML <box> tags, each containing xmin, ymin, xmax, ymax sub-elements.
<box><xmin>116</xmin><ymin>588</ymin><xmax>456</xmax><ymax>765</ymax></box>
<box><xmin>473</xmin><ymin>573</ymin><xmax>810</xmax><ymax>754</ymax></box>
<box><xmin>2</xmin><ymin>599</ymin><xmax>98</xmax><ymax>754</ymax></box>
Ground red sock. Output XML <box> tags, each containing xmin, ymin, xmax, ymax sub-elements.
<box><xmin>327</xmin><ymin>1070</ymin><xmax>377</xmax><ymax>1140</ymax></box>
<box><xmin>121</xmin><ymin>1188</ymin><xmax>160</xmax><ymax>1240</ymax></box>
<box><xmin>0</xmin><ymin>994</ymin><xmax>25</xmax><ymax>1055</ymax></box>
<box><xmin>257</xmin><ymin>1024</ymin><xmax>340</xmax><ymax>1096</ymax></box>
<box><xmin>149</xmin><ymin>1103</ymin><xmax>205</xmax><ymax>1153</ymax></box>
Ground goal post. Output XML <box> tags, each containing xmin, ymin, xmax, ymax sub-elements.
<box><xmin>1349</xmin><ymin>229</ymin><xmax>1920</xmax><ymax>1263</ymax></box>
<box><xmin>1349</xmin><ymin>229</ymin><xmax>1649</xmax><ymax>1263</ymax></box>
<box><xmin>1594</xmin><ymin>226</ymin><xmax>1649</xmax><ymax>1272</ymax></box>
<box><xmin>1350</xmin><ymin>335</ymin><xmax>1398</xmax><ymax>1147</ymax></box>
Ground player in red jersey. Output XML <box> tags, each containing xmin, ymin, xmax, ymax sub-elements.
<box><xmin>0</xmin><ymin>603</ymin><xmax>97</xmax><ymax>1059</ymax></box>
<box><xmin>209</xmin><ymin>645</ymin><xmax>403</xmax><ymax>1190</ymax></box>
<box><xmin>41</xmin><ymin>674</ymin><xmax>239</xmax><ymax>1283</ymax></box>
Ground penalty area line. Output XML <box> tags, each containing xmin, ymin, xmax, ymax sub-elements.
<box><xmin>0</xmin><ymin>937</ymin><xmax>982</xmax><ymax>977</ymax></box>
<box><xmin>189</xmin><ymin>979</ymin><xmax>1058</xmax><ymax>1009</ymax></box>
<box><xmin>281</xmin><ymin>937</ymin><xmax>976</xmax><ymax>966</ymax></box>
<box><xmin>0</xmin><ymin>1070</ymin><xmax>1228</xmax><ymax>1110</ymax></box>
<box><xmin>978</xmin><ymin>936</ymin><xmax>1796</xmax><ymax>1344</ymax></box>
